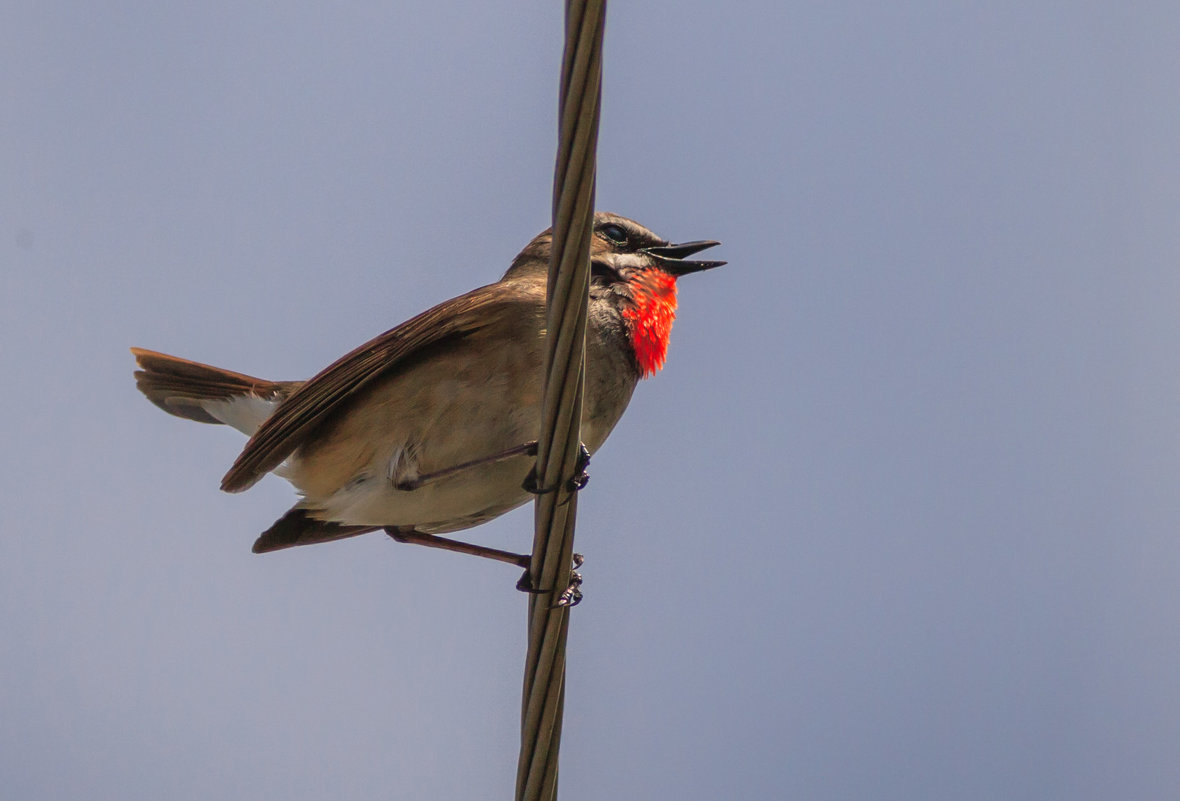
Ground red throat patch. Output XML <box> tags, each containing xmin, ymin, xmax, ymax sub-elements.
<box><xmin>621</xmin><ymin>271</ymin><xmax>679</xmax><ymax>378</ymax></box>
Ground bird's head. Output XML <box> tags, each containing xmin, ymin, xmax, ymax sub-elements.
<box><xmin>507</xmin><ymin>212</ymin><xmax>725</xmax><ymax>377</ymax></box>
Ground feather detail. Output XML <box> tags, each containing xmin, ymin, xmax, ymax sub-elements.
<box><xmin>219</xmin><ymin>280</ymin><xmax>543</xmax><ymax>493</ymax></box>
<box><xmin>130</xmin><ymin>347</ymin><xmax>294</xmax><ymax>431</ymax></box>
<box><xmin>621</xmin><ymin>271</ymin><xmax>679</xmax><ymax>378</ymax></box>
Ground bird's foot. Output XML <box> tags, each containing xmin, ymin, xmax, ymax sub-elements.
<box><xmin>522</xmin><ymin>443</ymin><xmax>591</xmax><ymax>494</ymax></box>
<box><xmin>515</xmin><ymin>553</ymin><xmax>586</xmax><ymax>607</ymax></box>
<box><xmin>554</xmin><ymin>553</ymin><xmax>585</xmax><ymax>608</ymax></box>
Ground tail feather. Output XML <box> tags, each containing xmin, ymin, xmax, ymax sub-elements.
<box><xmin>253</xmin><ymin>506</ymin><xmax>378</xmax><ymax>553</ymax></box>
<box><xmin>131</xmin><ymin>347</ymin><xmax>298</xmax><ymax>431</ymax></box>
<box><xmin>133</xmin><ymin>350</ymin><xmax>371</xmax><ymax>552</ymax></box>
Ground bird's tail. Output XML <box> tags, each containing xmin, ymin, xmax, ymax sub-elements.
<box><xmin>130</xmin><ymin>347</ymin><xmax>299</xmax><ymax>435</ymax></box>
<box><xmin>252</xmin><ymin>506</ymin><xmax>379</xmax><ymax>553</ymax></box>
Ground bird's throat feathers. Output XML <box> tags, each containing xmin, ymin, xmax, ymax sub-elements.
<box><xmin>622</xmin><ymin>271</ymin><xmax>679</xmax><ymax>378</ymax></box>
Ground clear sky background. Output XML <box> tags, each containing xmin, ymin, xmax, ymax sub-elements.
<box><xmin>4</xmin><ymin>2</ymin><xmax>1180</xmax><ymax>799</ymax></box>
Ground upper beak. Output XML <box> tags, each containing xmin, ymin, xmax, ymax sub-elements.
<box><xmin>641</xmin><ymin>240</ymin><xmax>726</xmax><ymax>276</ymax></box>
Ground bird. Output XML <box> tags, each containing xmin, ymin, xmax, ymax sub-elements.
<box><xmin>132</xmin><ymin>212</ymin><xmax>724</xmax><ymax>581</ymax></box>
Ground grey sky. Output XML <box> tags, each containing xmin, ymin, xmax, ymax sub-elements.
<box><xmin>4</xmin><ymin>1</ymin><xmax>1180</xmax><ymax>799</ymax></box>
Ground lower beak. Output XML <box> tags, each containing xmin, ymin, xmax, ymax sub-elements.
<box><xmin>642</xmin><ymin>240</ymin><xmax>726</xmax><ymax>276</ymax></box>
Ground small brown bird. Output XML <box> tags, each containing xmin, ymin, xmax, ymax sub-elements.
<box><xmin>132</xmin><ymin>212</ymin><xmax>723</xmax><ymax>573</ymax></box>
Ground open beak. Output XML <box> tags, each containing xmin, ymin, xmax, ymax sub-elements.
<box><xmin>641</xmin><ymin>240</ymin><xmax>726</xmax><ymax>276</ymax></box>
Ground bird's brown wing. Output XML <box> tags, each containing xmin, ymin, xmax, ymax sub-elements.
<box><xmin>220</xmin><ymin>282</ymin><xmax>535</xmax><ymax>492</ymax></box>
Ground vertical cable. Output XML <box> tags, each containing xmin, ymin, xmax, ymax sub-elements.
<box><xmin>516</xmin><ymin>2</ymin><xmax>606</xmax><ymax>799</ymax></box>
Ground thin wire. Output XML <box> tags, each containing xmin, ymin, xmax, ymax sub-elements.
<box><xmin>516</xmin><ymin>1</ymin><xmax>606</xmax><ymax>800</ymax></box>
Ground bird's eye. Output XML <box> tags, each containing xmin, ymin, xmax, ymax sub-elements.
<box><xmin>600</xmin><ymin>224</ymin><xmax>628</xmax><ymax>245</ymax></box>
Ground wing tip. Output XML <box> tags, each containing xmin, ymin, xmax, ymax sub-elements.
<box><xmin>220</xmin><ymin>470</ymin><xmax>255</xmax><ymax>494</ymax></box>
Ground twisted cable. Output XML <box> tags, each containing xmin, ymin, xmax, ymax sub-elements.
<box><xmin>516</xmin><ymin>2</ymin><xmax>606</xmax><ymax>799</ymax></box>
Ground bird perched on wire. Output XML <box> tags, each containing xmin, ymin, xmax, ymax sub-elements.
<box><xmin>132</xmin><ymin>212</ymin><xmax>724</xmax><ymax>582</ymax></box>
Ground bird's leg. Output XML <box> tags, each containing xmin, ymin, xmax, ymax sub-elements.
<box><xmin>384</xmin><ymin>526</ymin><xmax>531</xmax><ymax>570</ymax></box>
<box><xmin>384</xmin><ymin>527</ymin><xmax>580</xmax><ymax>599</ymax></box>
<box><xmin>522</xmin><ymin>443</ymin><xmax>591</xmax><ymax>494</ymax></box>
<box><xmin>393</xmin><ymin>441</ymin><xmax>538</xmax><ymax>491</ymax></box>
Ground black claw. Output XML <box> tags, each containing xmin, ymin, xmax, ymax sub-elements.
<box><xmin>523</xmin><ymin>443</ymin><xmax>592</xmax><ymax>495</ymax></box>
<box><xmin>568</xmin><ymin>444</ymin><xmax>591</xmax><ymax>491</ymax></box>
